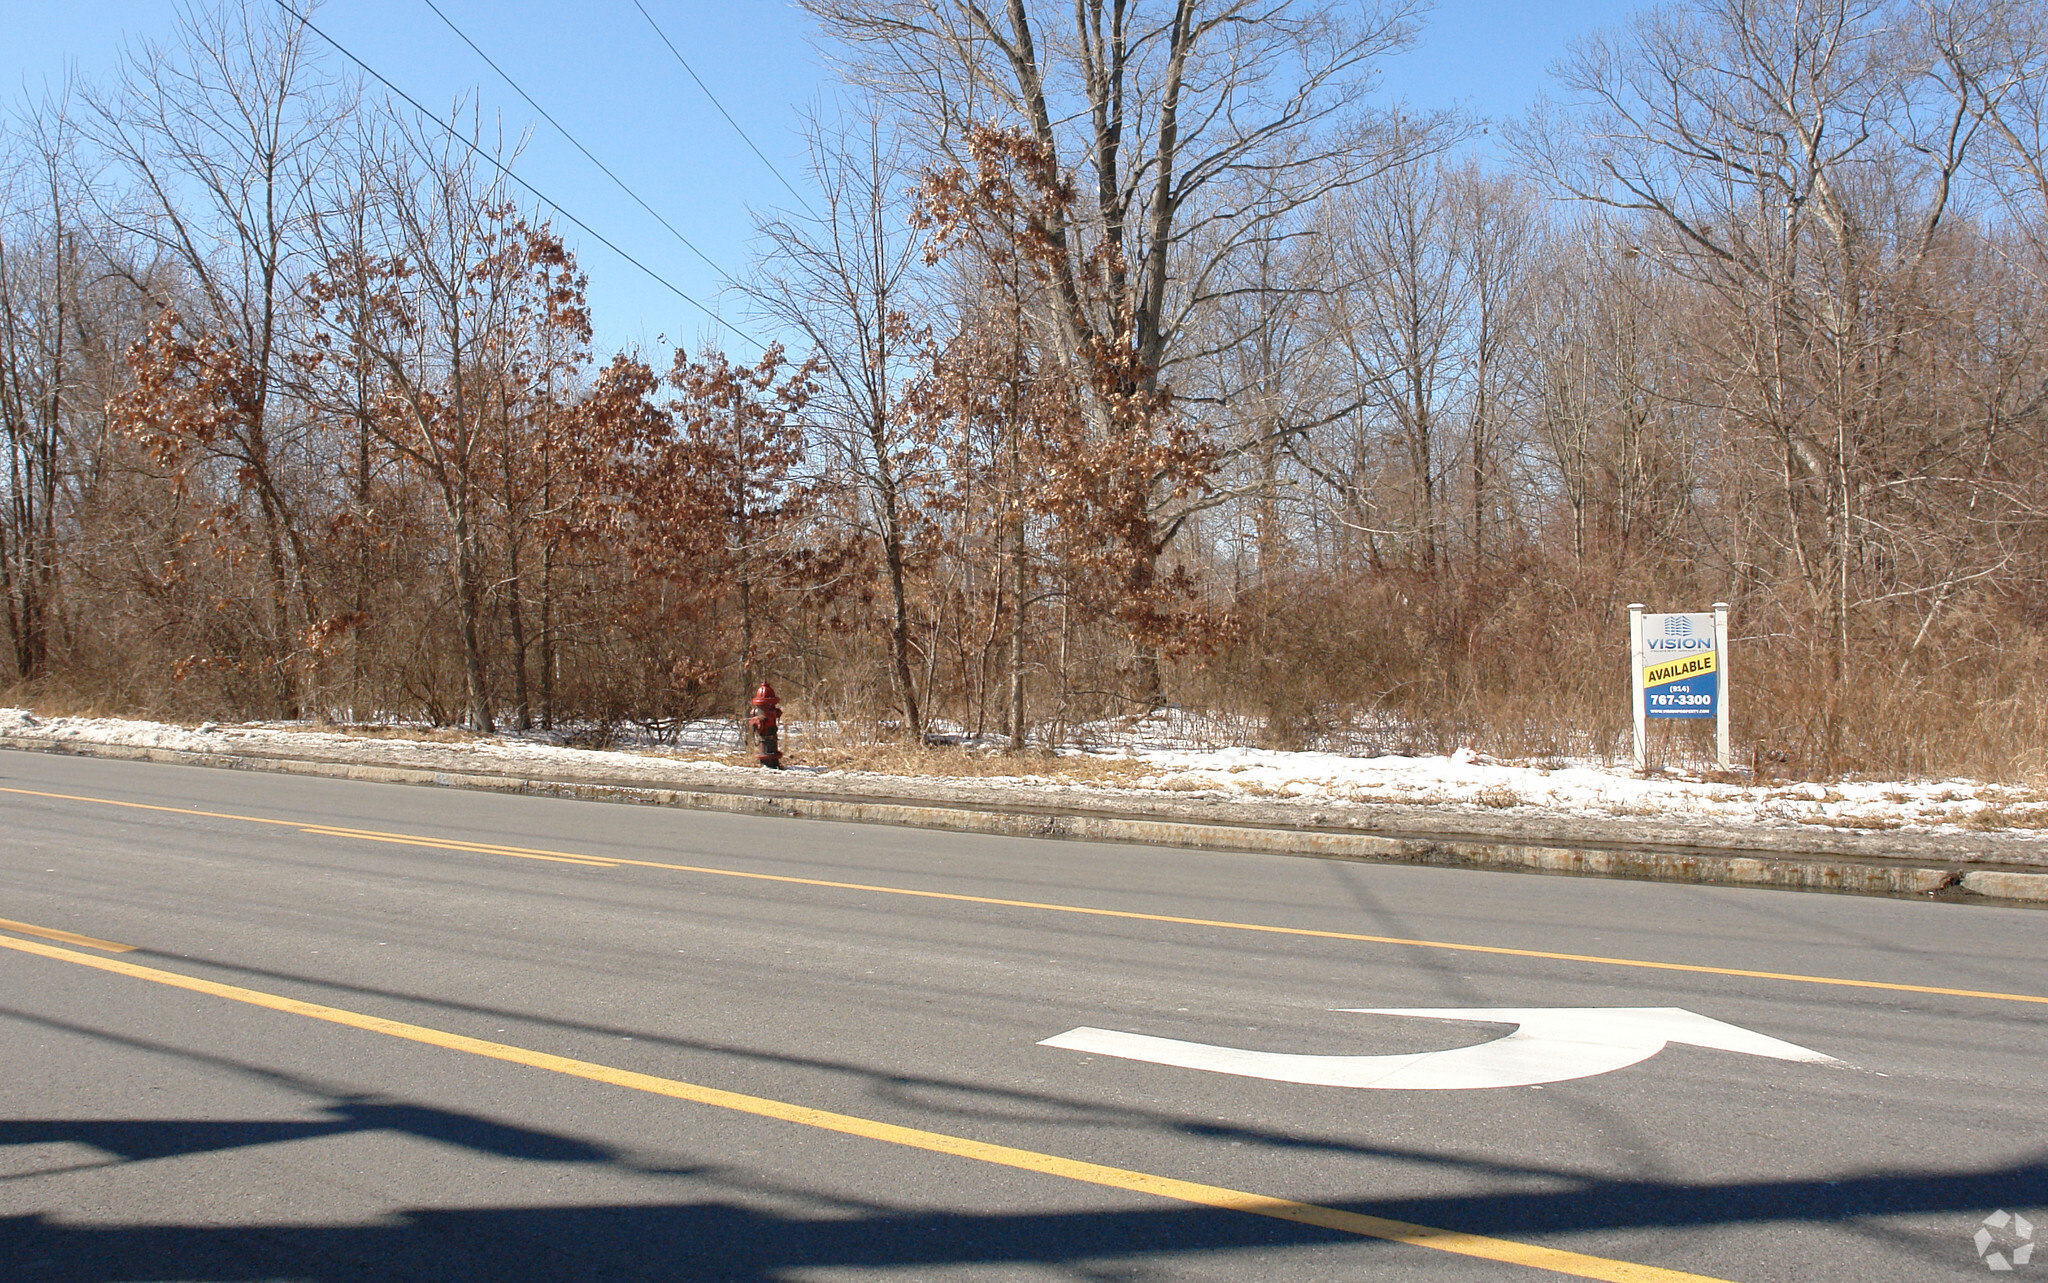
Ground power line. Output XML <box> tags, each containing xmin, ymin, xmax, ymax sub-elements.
<box><xmin>629</xmin><ymin>0</ymin><xmax>816</xmax><ymax>217</ymax></box>
<box><xmin>415</xmin><ymin>0</ymin><xmax>732</xmax><ymax>282</ymax></box>
<box><xmin>269</xmin><ymin>0</ymin><xmax>761</xmax><ymax>350</ymax></box>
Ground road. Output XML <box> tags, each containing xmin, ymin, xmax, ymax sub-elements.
<box><xmin>1</xmin><ymin>750</ymin><xmax>2043</xmax><ymax>1281</ymax></box>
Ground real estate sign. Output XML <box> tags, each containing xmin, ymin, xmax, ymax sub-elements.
<box><xmin>1640</xmin><ymin>612</ymin><xmax>1717</xmax><ymax>719</ymax></box>
<box><xmin>1629</xmin><ymin>603</ymin><xmax>1732</xmax><ymax>772</ymax></box>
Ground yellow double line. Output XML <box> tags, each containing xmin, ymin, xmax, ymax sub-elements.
<box><xmin>0</xmin><ymin>926</ymin><xmax>1732</xmax><ymax>1283</ymax></box>
<box><xmin>295</xmin><ymin>823</ymin><xmax>620</xmax><ymax>867</ymax></box>
<box><xmin>0</xmin><ymin>913</ymin><xmax>134</xmax><ymax>952</ymax></box>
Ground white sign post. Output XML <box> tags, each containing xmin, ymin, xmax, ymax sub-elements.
<box><xmin>1713</xmin><ymin>601</ymin><xmax>1730</xmax><ymax>771</ymax></box>
<box><xmin>1629</xmin><ymin>604</ymin><xmax>1648</xmax><ymax>773</ymax></box>
<box><xmin>1630</xmin><ymin>602</ymin><xmax>1732</xmax><ymax>773</ymax></box>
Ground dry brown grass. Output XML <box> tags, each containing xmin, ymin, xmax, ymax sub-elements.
<box><xmin>786</xmin><ymin>740</ymin><xmax>1153</xmax><ymax>784</ymax></box>
<box><xmin>642</xmin><ymin>749</ymin><xmax>761</xmax><ymax>769</ymax></box>
<box><xmin>1474</xmin><ymin>783</ymin><xmax>1523</xmax><ymax>809</ymax></box>
<box><xmin>1795</xmin><ymin>814</ymin><xmax>1906</xmax><ymax>831</ymax></box>
<box><xmin>1607</xmin><ymin>801</ymin><xmax>1670</xmax><ymax>817</ymax></box>
<box><xmin>2</xmin><ymin>682</ymin><xmax>126</xmax><ymax>721</ymax></box>
<box><xmin>1235</xmin><ymin>780</ymin><xmax>1296</xmax><ymax>797</ymax></box>
<box><xmin>331</xmin><ymin>724</ymin><xmax>488</xmax><ymax>744</ymax></box>
<box><xmin>1965</xmin><ymin>805</ymin><xmax>2048</xmax><ymax>831</ymax></box>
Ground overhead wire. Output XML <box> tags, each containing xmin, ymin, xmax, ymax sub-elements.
<box><xmin>629</xmin><ymin>0</ymin><xmax>817</xmax><ymax>217</ymax></box>
<box><xmin>414</xmin><ymin>0</ymin><xmax>732</xmax><ymax>281</ymax></box>
<box><xmin>269</xmin><ymin>0</ymin><xmax>763</xmax><ymax>350</ymax></box>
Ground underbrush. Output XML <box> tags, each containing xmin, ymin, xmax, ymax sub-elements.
<box><xmin>1173</xmin><ymin>560</ymin><xmax>2048</xmax><ymax>784</ymax></box>
<box><xmin>11</xmin><ymin>549</ymin><xmax>2044</xmax><ymax>787</ymax></box>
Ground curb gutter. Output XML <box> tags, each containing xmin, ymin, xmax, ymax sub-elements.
<box><xmin>5</xmin><ymin>735</ymin><xmax>2045</xmax><ymax>906</ymax></box>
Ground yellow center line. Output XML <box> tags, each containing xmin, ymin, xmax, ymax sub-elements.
<box><xmin>0</xmin><ymin>931</ymin><xmax>1733</xmax><ymax>1283</ymax></box>
<box><xmin>0</xmin><ymin>915</ymin><xmax>134</xmax><ymax>952</ymax></box>
<box><xmin>7</xmin><ymin>784</ymin><xmax>2045</xmax><ymax>1007</ymax></box>
<box><xmin>294</xmin><ymin>824</ymin><xmax>620</xmax><ymax>867</ymax></box>
<box><xmin>590</xmin><ymin>856</ymin><xmax>2048</xmax><ymax>1006</ymax></box>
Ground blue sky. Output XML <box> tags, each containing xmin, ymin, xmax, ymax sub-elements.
<box><xmin>8</xmin><ymin>0</ymin><xmax>1641</xmax><ymax>357</ymax></box>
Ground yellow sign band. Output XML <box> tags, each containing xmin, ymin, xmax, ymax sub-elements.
<box><xmin>1644</xmin><ymin>651</ymin><xmax>1716</xmax><ymax>688</ymax></box>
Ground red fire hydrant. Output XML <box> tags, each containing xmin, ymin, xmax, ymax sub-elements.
<box><xmin>748</xmin><ymin>682</ymin><xmax>782</xmax><ymax>769</ymax></box>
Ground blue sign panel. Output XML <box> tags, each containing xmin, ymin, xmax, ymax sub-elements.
<box><xmin>1645</xmin><ymin>667</ymin><xmax>1717</xmax><ymax>718</ymax></box>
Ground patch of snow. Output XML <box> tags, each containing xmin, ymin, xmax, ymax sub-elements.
<box><xmin>2</xmin><ymin>707</ymin><xmax>2043</xmax><ymax>837</ymax></box>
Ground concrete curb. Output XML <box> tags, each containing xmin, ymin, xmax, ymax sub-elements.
<box><xmin>6</xmin><ymin>735</ymin><xmax>2046</xmax><ymax>906</ymax></box>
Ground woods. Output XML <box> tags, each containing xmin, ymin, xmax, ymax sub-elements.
<box><xmin>4</xmin><ymin>0</ymin><xmax>2047</xmax><ymax>779</ymax></box>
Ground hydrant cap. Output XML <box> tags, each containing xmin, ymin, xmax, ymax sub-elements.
<box><xmin>751</xmin><ymin>682</ymin><xmax>779</xmax><ymax>708</ymax></box>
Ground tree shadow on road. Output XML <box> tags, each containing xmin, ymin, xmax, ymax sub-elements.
<box><xmin>6</xmin><ymin>976</ymin><xmax>2042</xmax><ymax>1280</ymax></box>
<box><xmin>3</xmin><ymin>1156</ymin><xmax>2045</xmax><ymax>1281</ymax></box>
<box><xmin>0</xmin><ymin>1100</ymin><xmax>624</xmax><ymax>1168</ymax></box>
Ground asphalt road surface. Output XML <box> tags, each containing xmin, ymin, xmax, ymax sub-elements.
<box><xmin>1</xmin><ymin>750</ymin><xmax>2044</xmax><ymax>1282</ymax></box>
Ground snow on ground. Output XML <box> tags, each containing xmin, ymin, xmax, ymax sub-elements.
<box><xmin>3</xmin><ymin>707</ymin><xmax>2044</xmax><ymax>837</ymax></box>
<box><xmin>1124</xmin><ymin>741</ymin><xmax>2037</xmax><ymax>832</ymax></box>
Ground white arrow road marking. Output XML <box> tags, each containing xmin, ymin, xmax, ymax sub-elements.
<box><xmin>1040</xmin><ymin>1007</ymin><xmax>1838</xmax><ymax>1090</ymax></box>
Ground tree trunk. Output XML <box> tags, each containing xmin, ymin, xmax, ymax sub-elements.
<box><xmin>504</xmin><ymin>544</ymin><xmax>533</xmax><ymax>732</ymax></box>
<box><xmin>1007</xmin><ymin>496</ymin><xmax>1026</xmax><ymax>752</ymax></box>
<box><xmin>539</xmin><ymin>538</ymin><xmax>555</xmax><ymax>732</ymax></box>
<box><xmin>453</xmin><ymin>502</ymin><xmax>493</xmax><ymax>733</ymax></box>
<box><xmin>880</xmin><ymin>495</ymin><xmax>922</xmax><ymax>740</ymax></box>
<box><xmin>257</xmin><ymin>499</ymin><xmax>299</xmax><ymax>720</ymax></box>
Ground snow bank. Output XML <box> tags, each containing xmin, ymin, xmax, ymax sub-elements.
<box><xmin>2</xmin><ymin>707</ymin><xmax>2042</xmax><ymax>837</ymax></box>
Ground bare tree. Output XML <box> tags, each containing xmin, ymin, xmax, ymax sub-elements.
<box><xmin>1321</xmin><ymin>143</ymin><xmax>1462</xmax><ymax>573</ymax></box>
<box><xmin>303</xmin><ymin>109</ymin><xmax>530</xmax><ymax>731</ymax></box>
<box><xmin>1514</xmin><ymin>0</ymin><xmax>2024</xmax><ymax>687</ymax></box>
<box><xmin>807</xmin><ymin>0</ymin><xmax>1432</xmax><ymax>702</ymax></box>
<box><xmin>750</xmin><ymin>99</ymin><xmax>932</xmax><ymax>738</ymax></box>
<box><xmin>0</xmin><ymin>97</ymin><xmax>86</xmax><ymax>681</ymax></box>
<box><xmin>1450</xmin><ymin>163</ymin><xmax>1539</xmax><ymax>564</ymax></box>
<box><xmin>87</xmin><ymin>0</ymin><xmax>348</xmax><ymax>714</ymax></box>
<box><xmin>1193</xmin><ymin>201</ymin><xmax>1354</xmax><ymax>585</ymax></box>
